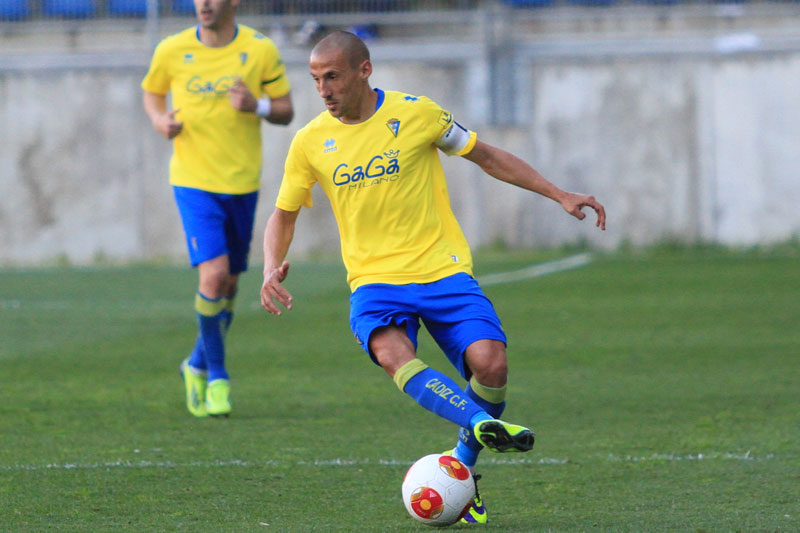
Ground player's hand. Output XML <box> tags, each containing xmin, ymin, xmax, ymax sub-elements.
<box><xmin>229</xmin><ymin>78</ymin><xmax>257</xmax><ymax>113</ymax></box>
<box><xmin>560</xmin><ymin>192</ymin><xmax>606</xmax><ymax>230</ymax></box>
<box><xmin>261</xmin><ymin>261</ymin><xmax>293</xmax><ymax>315</ymax></box>
<box><xmin>155</xmin><ymin>109</ymin><xmax>183</xmax><ymax>139</ymax></box>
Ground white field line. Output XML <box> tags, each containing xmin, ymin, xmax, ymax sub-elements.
<box><xmin>0</xmin><ymin>254</ymin><xmax>593</xmax><ymax>312</ymax></box>
<box><xmin>0</xmin><ymin>451</ymin><xmax>774</xmax><ymax>472</ymax></box>
<box><xmin>479</xmin><ymin>253</ymin><xmax>594</xmax><ymax>287</ymax></box>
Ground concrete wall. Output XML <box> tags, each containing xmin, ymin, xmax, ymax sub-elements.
<box><xmin>2</xmin><ymin>44</ymin><xmax>799</xmax><ymax>265</ymax></box>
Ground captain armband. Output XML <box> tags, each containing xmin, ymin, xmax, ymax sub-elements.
<box><xmin>435</xmin><ymin>121</ymin><xmax>474</xmax><ymax>156</ymax></box>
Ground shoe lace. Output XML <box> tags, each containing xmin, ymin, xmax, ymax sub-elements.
<box><xmin>472</xmin><ymin>473</ymin><xmax>482</xmax><ymax>501</ymax></box>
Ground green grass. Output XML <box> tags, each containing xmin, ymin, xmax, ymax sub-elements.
<box><xmin>1</xmin><ymin>248</ymin><xmax>798</xmax><ymax>531</ymax></box>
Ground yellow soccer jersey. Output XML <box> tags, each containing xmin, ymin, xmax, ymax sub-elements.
<box><xmin>276</xmin><ymin>90</ymin><xmax>478</xmax><ymax>291</ymax></box>
<box><xmin>141</xmin><ymin>24</ymin><xmax>290</xmax><ymax>194</ymax></box>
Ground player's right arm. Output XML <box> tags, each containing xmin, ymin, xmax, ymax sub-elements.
<box><xmin>261</xmin><ymin>207</ymin><xmax>300</xmax><ymax>315</ymax></box>
<box><xmin>143</xmin><ymin>91</ymin><xmax>183</xmax><ymax>140</ymax></box>
<box><xmin>262</xmin><ymin>128</ymin><xmax>316</xmax><ymax>315</ymax></box>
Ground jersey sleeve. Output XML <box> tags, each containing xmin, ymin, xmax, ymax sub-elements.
<box><xmin>275</xmin><ymin>130</ymin><xmax>315</xmax><ymax>211</ymax></box>
<box><xmin>260</xmin><ymin>37</ymin><xmax>291</xmax><ymax>99</ymax></box>
<box><xmin>141</xmin><ymin>39</ymin><xmax>172</xmax><ymax>95</ymax></box>
<box><xmin>415</xmin><ymin>96</ymin><xmax>478</xmax><ymax>156</ymax></box>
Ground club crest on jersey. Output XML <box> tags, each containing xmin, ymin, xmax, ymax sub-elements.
<box><xmin>240</xmin><ymin>52</ymin><xmax>248</xmax><ymax>65</ymax></box>
<box><xmin>386</xmin><ymin>118</ymin><xmax>400</xmax><ymax>137</ymax></box>
<box><xmin>333</xmin><ymin>150</ymin><xmax>400</xmax><ymax>188</ymax></box>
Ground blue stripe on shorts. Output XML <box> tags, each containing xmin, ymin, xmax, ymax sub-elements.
<box><xmin>349</xmin><ymin>273</ymin><xmax>507</xmax><ymax>380</ymax></box>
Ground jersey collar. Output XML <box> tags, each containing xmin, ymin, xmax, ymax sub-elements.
<box><xmin>195</xmin><ymin>24</ymin><xmax>239</xmax><ymax>47</ymax></box>
<box><xmin>335</xmin><ymin>88</ymin><xmax>385</xmax><ymax>124</ymax></box>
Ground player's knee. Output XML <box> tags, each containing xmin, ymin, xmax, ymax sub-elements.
<box><xmin>199</xmin><ymin>269</ymin><xmax>231</xmax><ymax>299</ymax></box>
<box><xmin>466</xmin><ymin>339</ymin><xmax>508</xmax><ymax>386</ymax></box>
<box><xmin>474</xmin><ymin>356</ymin><xmax>507</xmax><ymax>387</ymax></box>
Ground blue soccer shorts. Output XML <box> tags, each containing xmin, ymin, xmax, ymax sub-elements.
<box><xmin>172</xmin><ymin>186</ymin><xmax>258</xmax><ymax>274</ymax></box>
<box><xmin>349</xmin><ymin>272</ymin><xmax>507</xmax><ymax>380</ymax></box>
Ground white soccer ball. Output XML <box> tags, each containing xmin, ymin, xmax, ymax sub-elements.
<box><xmin>401</xmin><ymin>453</ymin><xmax>476</xmax><ymax>527</ymax></box>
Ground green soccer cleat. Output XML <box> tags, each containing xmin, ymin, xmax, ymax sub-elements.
<box><xmin>474</xmin><ymin>419</ymin><xmax>534</xmax><ymax>453</ymax></box>
<box><xmin>179</xmin><ymin>357</ymin><xmax>208</xmax><ymax>418</ymax></box>
<box><xmin>205</xmin><ymin>378</ymin><xmax>232</xmax><ymax>417</ymax></box>
<box><xmin>460</xmin><ymin>474</ymin><xmax>487</xmax><ymax>524</ymax></box>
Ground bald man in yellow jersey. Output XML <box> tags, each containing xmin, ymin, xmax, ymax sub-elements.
<box><xmin>142</xmin><ymin>0</ymin><xmax>293</xmax><ymax>418</ymax></box>
<box><xmin>261</xmin><ymin>31</ymin><xmax>605</xmax><ymax>524</ymax></box>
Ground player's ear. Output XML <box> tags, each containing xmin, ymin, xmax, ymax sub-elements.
<box><xmin>358</xmin><ymin>59</ymin><xmax>372</xmax><ymax>81</ymax></box>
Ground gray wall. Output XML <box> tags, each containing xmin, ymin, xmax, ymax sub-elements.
<box><xmin>2</xmin><ymin>43</ymin><xmax>799</xmax><ymax>265</ymax></box>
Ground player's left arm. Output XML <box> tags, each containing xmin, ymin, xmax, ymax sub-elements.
<box><xmin>463</xmin><ymin>140</ymin><xmax>606</xmax><ymax>230</ymax></box>
<box><xmin>229</xmin><ymin>78</ymin><xmax>294</xmax><ymax>125</ymax></box>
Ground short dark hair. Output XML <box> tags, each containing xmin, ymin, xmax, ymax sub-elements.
<box><xmin>311</xmin><ymin>31</ymin><xmax>370</xmax><ymax>68</ymax></box>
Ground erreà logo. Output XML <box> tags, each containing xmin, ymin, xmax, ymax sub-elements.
<box><xmin>240</xmin><ymin>52</ymin><xmax>248</xmax><ymax>65</ymax></box>
<box><xmin>386</xmin><ymin>118</ymin><xmax>400</xmax><ymax>137</ymax></box>
<box><xmin>323</xmin><ymin>138</ymin><xmax>337</xmax><ymax>153</ymax></box>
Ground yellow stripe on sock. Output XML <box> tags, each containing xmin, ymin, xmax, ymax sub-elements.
<box><xmin>393</xmin><ymin>359</ymin><xmax>429</xmax><ymax>392</ymax></box>
<box><xmin>194</xmin><ymin>292</ymin><xmax>226</xmax><ymax>317</ymax></box>
<box><xmin>469</xmin><ymin>376</ymin><xmax>507</xmax><ymax>404</ymax></box>
<box><xmin>224</xmin><ymin>296</ymin><xmax>236</xmax><ymax>313</ymax></box>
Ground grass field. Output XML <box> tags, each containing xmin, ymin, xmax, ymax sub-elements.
<box><xmin>1</xmin><ymin>247</ymin><xmax>798</xmax><ymax>531</ymax></box>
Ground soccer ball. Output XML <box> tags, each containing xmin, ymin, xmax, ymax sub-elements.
<box><xmin>401</xmin><ymin>453</ymin><xmax>476</xmax><ymax>527</ymax></box>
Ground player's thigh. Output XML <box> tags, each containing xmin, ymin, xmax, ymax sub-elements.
<box><xmin>369</xmin><ymin>325</ymin><xmax>418</xmax><ymax>376</ymax></box>
<box><xmin>419</xmin><ymin>273</ymin><xmax>507</xmax><ymax>380</ymax></box>
<box><xmin>173</xmin><ymin>186</ymin><xmax>228</xmax><ymax>266</ymax></box>
<box><xmin>349</xmin><ymin>283</ymin><xmax>421</xmax><ymax>371</ymax></box>
<box><xmin>223</xmin><ymin>192</ymin><xmax>258</xmax><ymax>275</ymax></box>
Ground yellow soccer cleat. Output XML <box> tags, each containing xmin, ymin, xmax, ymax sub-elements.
<box><xmin>474</xmin><ymin>419</ymin><xmax>534</xmax><ymax>453</ymax></box>
<box><xmin>441</xmin><ymin>449</ymin><xmax>487</xmax><ymax>524</ymax></box>
<box><xmin>205</xmin><ymin>378</ymin><xmax>232</xmax><ymax>417</ymax></box>
<box><xmin>180</xmin><ymin>357</ymin><xmax>208</xmax><ymax>418</ymax></box>
<box><xmin>460</xmin><ymin>486</ymin><xmax>488</xmax><ymax>524</ymax></box>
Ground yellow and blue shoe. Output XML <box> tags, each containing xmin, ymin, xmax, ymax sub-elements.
<box><xmin>205</xmin><ymin>378</ymin><xmax>232</xmax><ymax>417</ymax></box>
<box><xmin>179</xmin><ymin>357</ymin><xmax>208</xmax><ymax>418</ymax></box>
<box><xmin>460</xmin><ymin>474</ymin><xmax>488</xmax><ymax>525</ymax></box>
<box><xmin>474</xmin><ymin>419</ymin><xmax>534</xmax><ymax>453</ymax></box>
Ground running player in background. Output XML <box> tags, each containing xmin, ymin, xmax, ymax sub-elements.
<box><xmin>261</xmin><ymin>31</ymin><xmax>604</xmax><ymax>523</ymax></box>
<box><xmin>142</xmin><ymin>0</ymin><xmax>293</xmax><ymax>418</ymax></box>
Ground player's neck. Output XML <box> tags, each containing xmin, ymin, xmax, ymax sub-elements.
<box><xmin>339</xmin><ymin>86</ymin><xmax>378</xmax><ymax>125</ymax></box>
<box><xmin>198</xmin><ymin>21</ymin><xmax>237</xmax><ymax>47</ymax></box>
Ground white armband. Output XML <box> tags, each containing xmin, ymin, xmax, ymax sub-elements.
<box><xmin>436</xmin><ymin>121</ymin><xmax>473</xmax><ymax>156</ymax></box>
<box><xmin>256</xmin><ymin>98</ymin><xmax>272</xmax><ymax>118</ymax></box>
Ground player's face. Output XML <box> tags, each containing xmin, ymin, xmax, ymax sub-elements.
<box><xmin>310</xmin><ymin>49</ymin><xmax>369</xmax><ymax>120</ymax></box>
<box><xmin>194</xmin><ymin>0</ymin><xmax>236</xmax><ymax>29</ymax></box>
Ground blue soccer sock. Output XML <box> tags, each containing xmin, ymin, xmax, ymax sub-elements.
<box><xmin>195</xmin><ymin>292</ymin><xmax>228</xmax><ymax>382</ymax></box>
<box><xmin>393</xmin><ymin>359</ymin><xmax>491</xmax><ymax>429</ymax></box>
<box><xmin>187</xmin><ymin>334</ymin><xmax>206</xmax><ymax>371</ymax></box>
<box><xmin>453</xmin><ymin>377</ymin><xmax>507</xmax><ymax>468</ymax></box>
<box><xmin>188</xmin><ymin>296</ymin><xmax>235</xmax><ymax>373</ymax></box>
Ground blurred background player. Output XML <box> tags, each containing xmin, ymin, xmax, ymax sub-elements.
<box><xmin>142</xmin><ymin>0</ymin><xmax>294</xmax><ymax>417</ymax></box>
<box><xmin>260</xmin><ymin>31</ymin><xmax>605</xmax><ymax>523</ymax></box>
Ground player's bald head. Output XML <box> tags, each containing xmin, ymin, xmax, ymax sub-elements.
<box><xmin>311</xmin><ymin>31</ymin><xmax>370</xmax><ymax>69</ymax></box>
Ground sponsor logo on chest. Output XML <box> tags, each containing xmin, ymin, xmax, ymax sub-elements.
<box><xmin>331</xmin><ymin>149</ymin><xmax>401</xmax><ymax>190</ymax></box>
